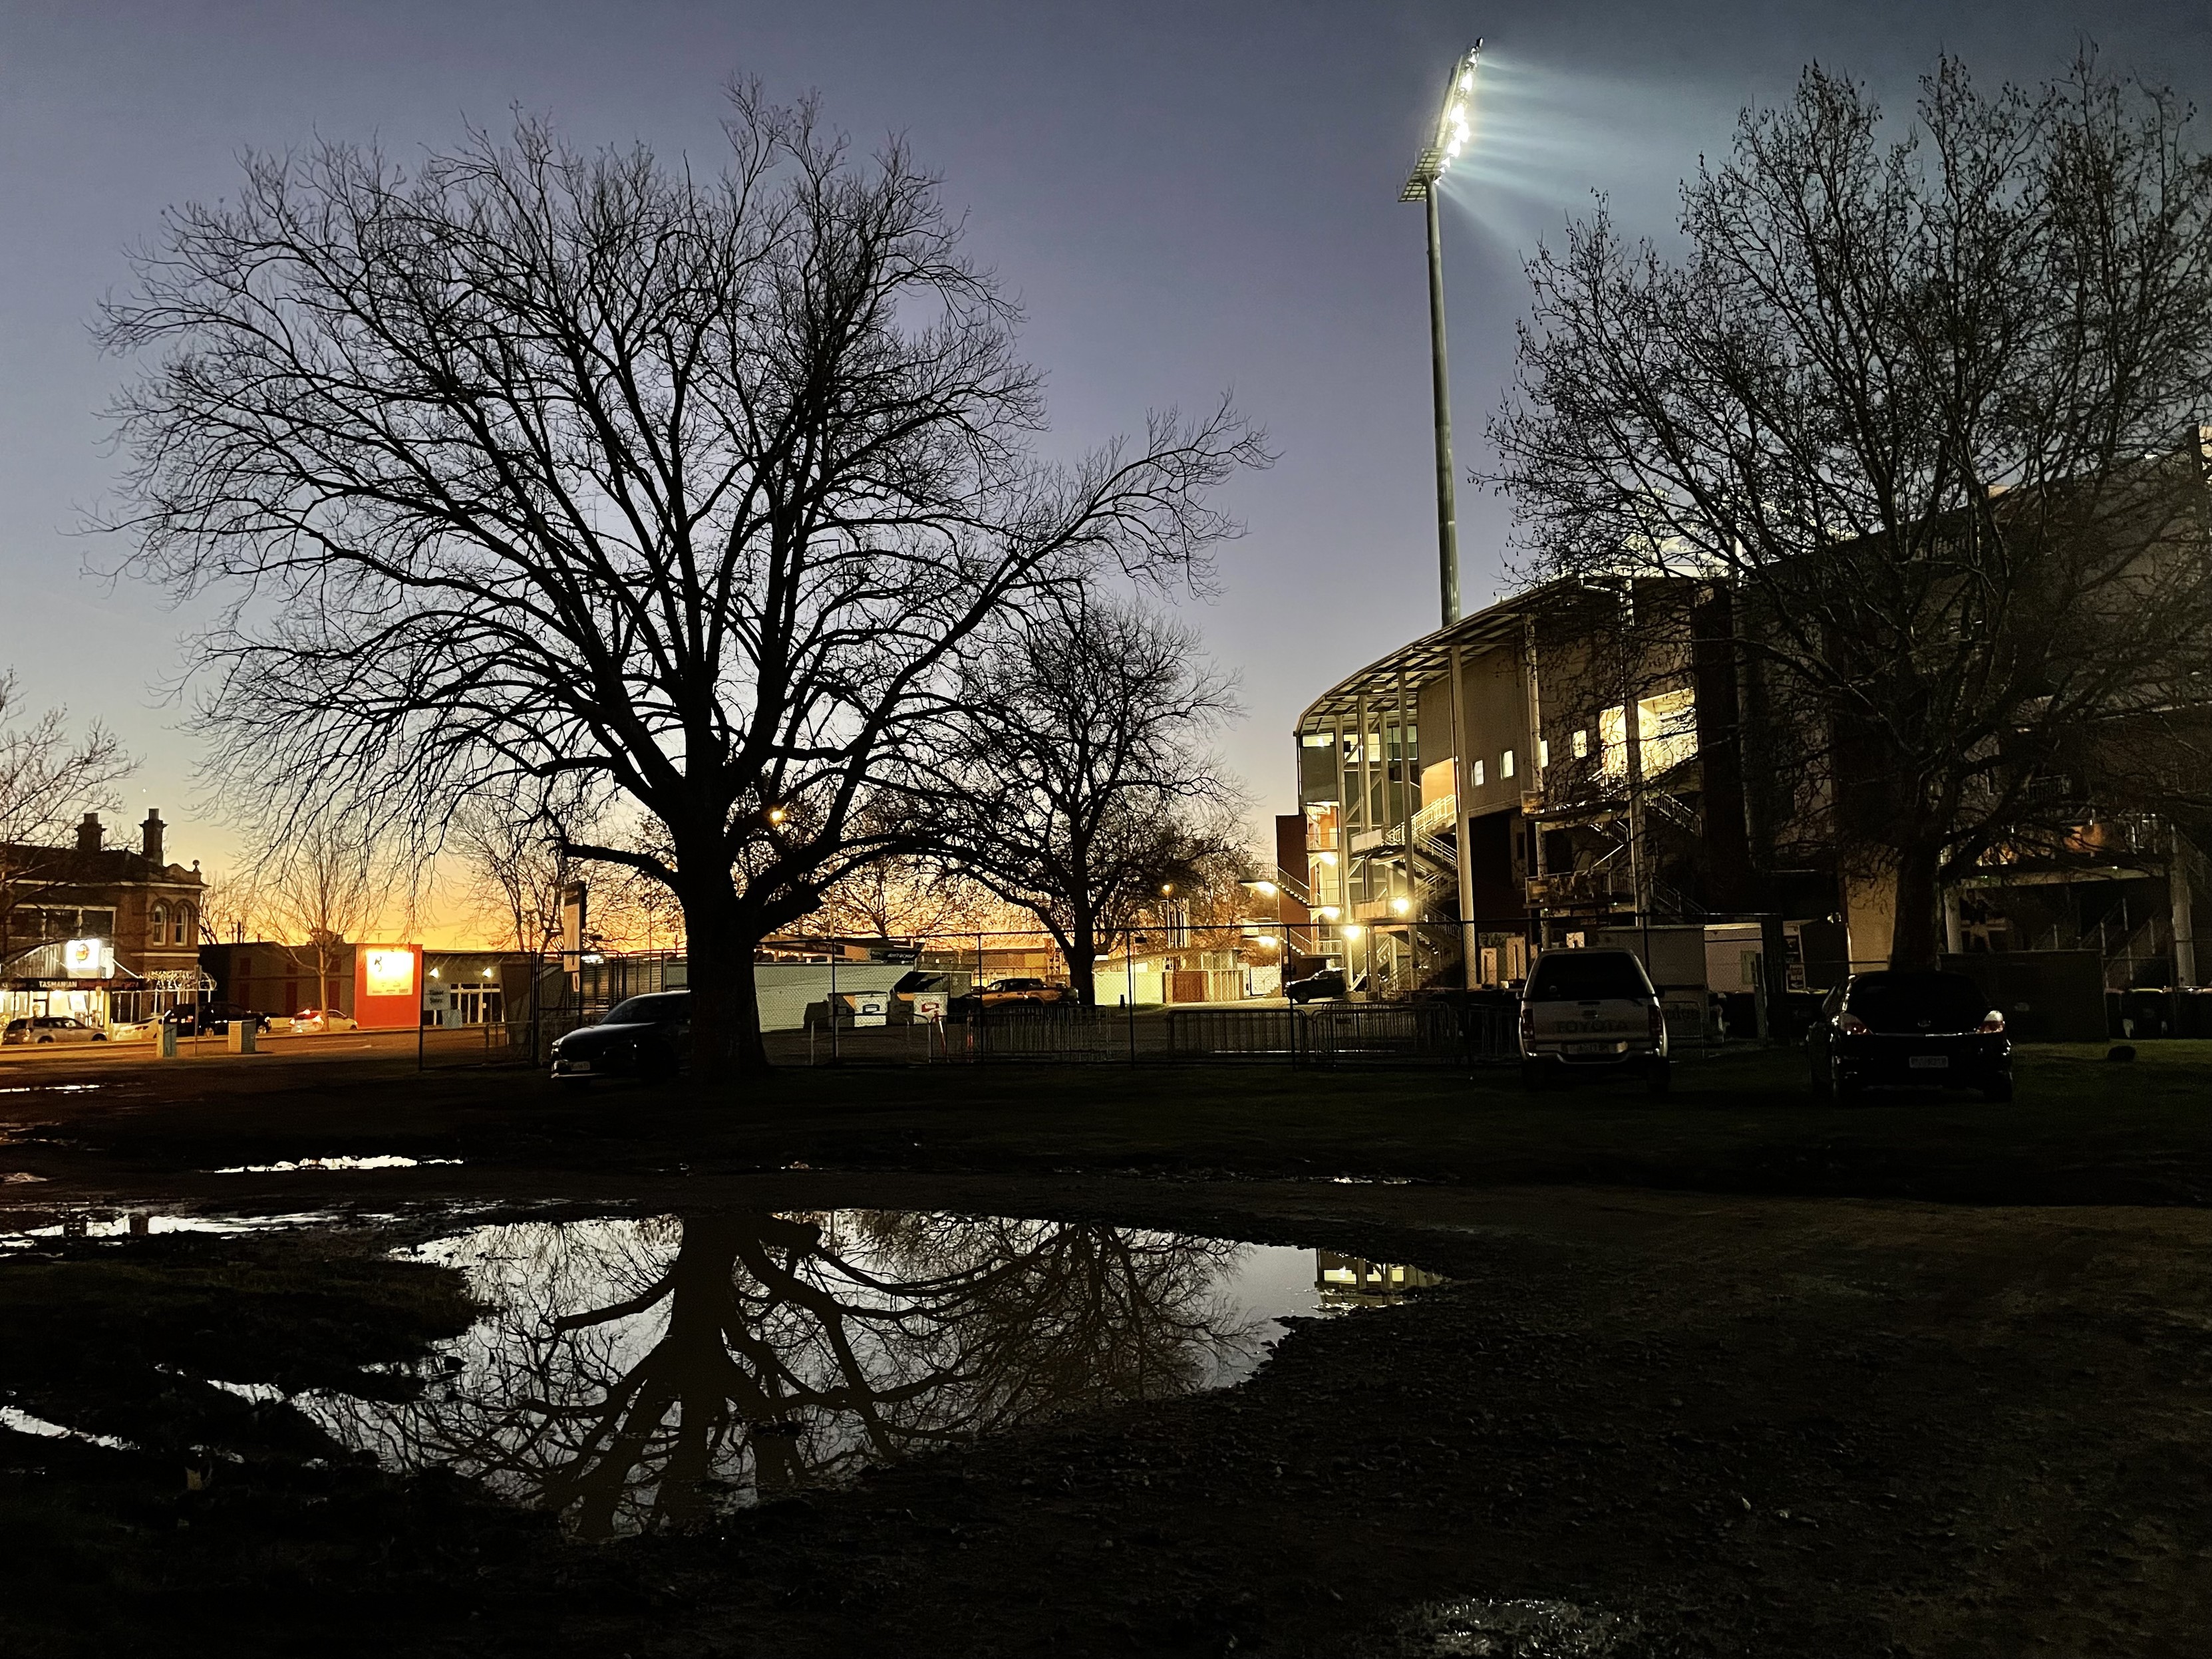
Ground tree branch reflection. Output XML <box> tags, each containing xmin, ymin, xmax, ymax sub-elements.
<box><xmin>309</xmin><ymin>1212</ymin><xmax>1263</xmax><ymax>1537</ymax></box>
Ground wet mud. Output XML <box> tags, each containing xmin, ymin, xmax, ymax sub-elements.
<box><xmin>4</xmin><ymin>1171</ymin><xmax>2209</xmax><ymax>1658</ymax></box>
<box><xmin>4</xmin><ymin>1054</ymin><xmax>2211</xmax><ymax>1656</ymax></box>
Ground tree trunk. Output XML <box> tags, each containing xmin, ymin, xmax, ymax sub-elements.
<box><xmin>1889</xmin><ymin>841</ymin><xmax>1945</xmax><ymax>971</ymax></box>
<box><xmin>1064</xmin><ymin>905</ymin><xmax>1099</xmax><ymax>1008</ymax></box>
<box><xmin>681</xmin><ymin>887</ymin><xmax>769</xmax><ymax>1080</ymax></box>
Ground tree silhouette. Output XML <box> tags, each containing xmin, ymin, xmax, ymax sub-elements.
<box><xmin>310</xmin><ymin>1211</ymin><xmax>1263</xmax><ymax>1537</ymax></box>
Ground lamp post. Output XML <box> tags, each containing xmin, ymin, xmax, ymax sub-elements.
<box><xmin>1401</xmin><ymin>41</ymin><xmax>1484</xmax><ymax>629</ymax></box>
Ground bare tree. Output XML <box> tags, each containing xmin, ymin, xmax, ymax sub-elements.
<box><xmin>446</xmin><ymin>796</ymin><xmax>583</xmax><ymax>958</ymax></box>
<box><xmin>260</xmin><ymin>817</ymin><xmax>385</xmax><ymax>1012</ymax></box>
<box><xmin>1491</xmin><ymin>55</ymin><xmax>2212</xmax><ymax>967</ymax></box>
<box><xmin>923</xmin><ymin>591</ymin><xmax>1241</xmax><ymax>1001</ymax></box>
<box><xmin>99</xmin><ymin>91</ymin><xmax>1263</xmax><ymax>1074</ymax></box>
<box><xmin>810</xmin><ymin>852</ymin><xmax>1009</xmax><ymax>943</ymax></box>
<box><xmin>0</xmin><ymin>672</ymin><xmax>132</xmax><ymax>964</ymax></box>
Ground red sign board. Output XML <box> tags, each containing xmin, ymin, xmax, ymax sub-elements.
<box><xmin>353</xmin><ymin>944</ymin><xmax>423</xmax><ymax>1030</ymax></box>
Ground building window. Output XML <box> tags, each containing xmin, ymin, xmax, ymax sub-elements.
<box><xmin>1501</xmin><ymin>748</ymin><xmax>1516</xmax><ymax>780</ymax></box>
<box><xmin>174</xmin><ymin>905</ymin><xmax>193</xmax><ymax>945</ymax></box>
<box><xmin>1599</xmin><ymin>688</ymin><xmax>1698</xmax><ymax>779</ymax></box>
<box><xmin>1571</xmin><ymin>729</ymin><xmax>1589</xmax><ymax>760</ymax></box>
<box><xmin>1538</xmin><ymin>738</ymin><xmax>1549</xmax><ymax>768</ymax></box>
<box><xmin>1472</xmin><ymin>760</ymin><xmax>1486</xmax><ymax>786</ymax></box>
<box><xmin>150</xmin><ymin>904</ymin><xmax>166</xmax><ymax>943</ymax></box>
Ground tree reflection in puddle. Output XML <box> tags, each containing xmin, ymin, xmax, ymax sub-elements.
<box><xmin>305</xmin><ymin>1211</ymin><xmax>1323</xmax><ymax>1537</ymax></box>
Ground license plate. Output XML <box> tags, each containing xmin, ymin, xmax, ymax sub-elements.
<box><xmin>1908</xmin><ymin>1054</ymin><xmax>1949</xmax><ymax>1070</ymax></box>
<box><xmin>563</xmin><ymin>1060</ymin><xmax>592</xmax><ymax>1074</ymax></box>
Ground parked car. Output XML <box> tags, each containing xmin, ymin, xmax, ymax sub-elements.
<box><xmin>550</xmin><ymin>990</ymin><xmax>691</xmax><ymax>1082</ymax></box>
<box><xmin>977</xmin><ymin>978</ymin><xmax>1069</xmax><ymax>1006</ymax></box>
<box><xmin>950</xmin><ymin>979</ymin><xmax>1071</xmax><ymax>1018</ymax></box>
<box><xmin>1284</xmin><ymin>969</ymin><xmax>1348</xmax><ymax>1004</ymax></box>
<box><xmin>161</xmin><ymin>1002</ymin><xmax>272</xmax><ymax>1037</ymax></box>
<box><xmin>291</xmin><ymin>1008</ymin><xmax>360</xmax><ymax>1035</ymax></box>
<box><xmin>2</xmin><ymin>1014</ymin><xmax>108</xmax><ymax>1046</ymax></box>
<box><xmin>1806</xmin><ymin>971</ymin><xmax>2012</xmax><ymax>1101</ymax></box>
<box><xmin>1518</xmin><ymin>947</ymin><xmax>1670</xmax><ymax>1093</ymax></box>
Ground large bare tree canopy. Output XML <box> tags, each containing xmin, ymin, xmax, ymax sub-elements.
<box><xmin>1491</xmin><ymin>55</ymin><xmax>2212</xmax><ymax>967</ymax></box>
<box><xmin>98</xmin><ymin>91</ymin><xmax>1263</xmax><ymax>1071</ymax></box>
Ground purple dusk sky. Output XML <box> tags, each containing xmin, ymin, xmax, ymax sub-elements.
<box><xmin>3</xmin><ymin>0</ymin><xmax>2206</xmax><ymax>886</ymax></box>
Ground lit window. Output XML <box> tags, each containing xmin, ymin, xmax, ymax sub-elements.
<box><xmin>1599</xmin><ymin>689</ymin><xmax>1698</xmax><ymax>778</ymax></box>
<box><xmin>1571</xmin><ymin>730</ymin><xmax>1589</xmax><ymax>760</ymax></box>
<box><xmin>1472</xmin><ymin>760</ymin><xmax>1486</xmax><ymax>786</ymax></box>
<box><xmin>1639</xmin><ymin>688</ymin><xmax>1699</xmax><ymax>774</ymax></box>
<box><xmin>1538</xmin><ymin>738</ymin><xmax>1549</xmax><ymax>768</ymax></box>
<box><xmin>1501</xmin><ymin>749</ymin><xmax>1516</xmax><ymax>780</ymax></box>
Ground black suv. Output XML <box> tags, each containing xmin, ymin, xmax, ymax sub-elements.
<box><xmin>1806</xmin><ymin>971</ymin><xmax>2012</xmax><ymax>1101</ymax></box>
<box><xmin>550</xmin><ymin>990</ymin><xmax>691</xmax><ymax>1082</ymax></box>
<box><xmin>163</xmin><ymin>1002</ymin><xmax>273</xmax><ymax>1036</ymax></box>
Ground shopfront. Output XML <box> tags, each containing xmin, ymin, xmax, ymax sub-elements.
<box><xmin>1</xmin><ymin>937</ymin><xmax>118</xmax><ymax>1028</ymax></box>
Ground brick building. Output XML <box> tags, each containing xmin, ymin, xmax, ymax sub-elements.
<box><xmin>0</xmin><ymin>809</ymin><xmax>210</xmax><ymax>1026</ymax></box>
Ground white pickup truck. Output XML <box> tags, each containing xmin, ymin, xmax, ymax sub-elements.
<box><xmin>1518</xmin><ymin>947</ymin><xmax>1670</xmax><ymax>1093</ymax></box>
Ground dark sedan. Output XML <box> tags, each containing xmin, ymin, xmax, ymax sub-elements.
<box><xmin>550</xmin><ymin>990</ymin><xmax>690</xmax><ymax>1083</ymax></box>
<box><xmin>1807</xmin><ymin>971</ymin><xmax>2012</xmax><ymax>1101</ymax></box>
<box><xmin>163</xmin><ymin>1001</ymin><xmax>273</xmax><ymax>1036</ymax></box>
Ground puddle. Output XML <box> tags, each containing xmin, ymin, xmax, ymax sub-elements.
<box><xmin>297</xmin><ymin>1210</ymin><xmax>1430</xmax><ymax>1537</ymax></box>
<box><xmin>1407</xmin><ymin>1597</ymin><xmax>1640</xmax><ymax>1656</ymax></box>
<box><xmin>0</xmin><ymin>1404</ymin><xmax>138</xmax><ymax>1451</ymax></box>
<box><xmin>0</xmin><ymin>1210</ymin><xmax>339</xmax><ymax>1249</ymax></box>
<box><xmin>212</xmin><ymin>1156</ymin><xmax>464</xmax><ymax>1173</ymax></box>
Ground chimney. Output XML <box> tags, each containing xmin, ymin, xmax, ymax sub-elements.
<box><xmin>141</xmin><ymin>808</ymin><xmax>166</xmax><ymax>867</ymax></box>
<box><xmin>76</xmin><ymin>812</ymin><xmax>103</xmax><ymax>855</ymax></box>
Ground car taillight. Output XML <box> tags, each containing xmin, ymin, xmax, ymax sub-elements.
<box><xmin>1835</xmin><ymin>1012</ymin><xmax>1870</xmax><ymax>1036</ymax></box>
<box><xmin>1978</xmin><ymin>1009</ymin><xmax>2006</xmax><ymax>1034</ymax></box>
<box><xmin>1648</xmin><ymin>1002</ymin><xmax>1664</xmax><ymax>1041</ymax></box>
<box><xmin>1519</xmin><ymin>1004</ymin><xmax>1535</xmax><ymax>1041</ymax></box>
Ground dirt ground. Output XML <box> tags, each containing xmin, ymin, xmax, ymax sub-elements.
<box><xmin>3</xmin><ymin>1045</ymin><xmax>2209</xmax><ymax>1657</ymax></box>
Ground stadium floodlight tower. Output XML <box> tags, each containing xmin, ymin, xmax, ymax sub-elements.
<box><xmin>1401</xmin><ymin>40</ymin><xmax>1483</xmax><ymax>628</ymax></box>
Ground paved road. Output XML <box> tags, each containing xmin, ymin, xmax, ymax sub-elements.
<box><xmin>0</xmin><ymin>1026</ymin><xmax>507</xmax><ymax>1076</ymax></box>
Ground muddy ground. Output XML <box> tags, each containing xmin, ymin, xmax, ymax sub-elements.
<box><xmin>2</xmin><ymin>1046</ymin><xmax>2209</xmax><ymax>1656</ymax></box>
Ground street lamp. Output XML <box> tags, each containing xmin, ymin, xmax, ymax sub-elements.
<box><xmin>1401</xmin><ymin>40</ymin><xmax>1484</xmax><ymax>628</ymax></box>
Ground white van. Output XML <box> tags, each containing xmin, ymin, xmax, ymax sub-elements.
<box><xmin>1518</xmin><ymin>947</ymin><xmax>1670</xmax><ymax>1093</ymax></box>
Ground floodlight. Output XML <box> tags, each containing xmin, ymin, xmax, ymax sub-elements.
<box><xmin>1400</xmin><ymin>42</ymin><xmax>1484</xmax><ymax>202</ymax></box>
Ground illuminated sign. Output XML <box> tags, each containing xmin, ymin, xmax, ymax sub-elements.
<box><xmin>63</xmin><ymin>938</ymin><xmax>112</xmax><ymax>979</ymax></box>
<box><xmin>362</xmin><ymin>949</ymin><xmax>416</xmax><ymax>998</ymax></box>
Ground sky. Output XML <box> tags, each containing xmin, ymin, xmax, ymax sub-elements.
<box><xmin>3</xmin><ymin>0</ymin><xmax>2207</xmax><ymax>938</ymax></box>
